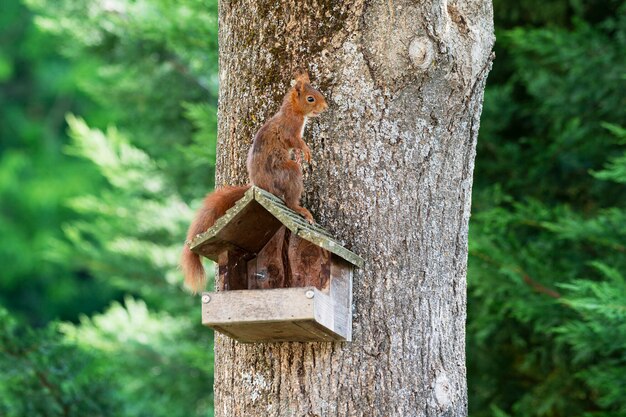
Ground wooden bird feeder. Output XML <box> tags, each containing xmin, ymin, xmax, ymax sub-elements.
<box><xmin>189</xmin><ymin>186</ymin><xmax>363</xmax><ymax>343</ymax></box>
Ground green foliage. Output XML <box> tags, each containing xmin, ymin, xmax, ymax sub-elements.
<box><xmin>25</xmin><ymin>0</ymin><xmax>219</xmax><ymax>198</ymax></box>
<box><xmin>1</xmin><ymin>0</ymin><xmax>218</xmax><ymax>415</ymax></box>
<box><xmin>61</xmin><ymin>115</ymin><xmax>200</xmax><ymax>307</ymax></box>
<box><xmin>593</xmin><ymin>124</ymin><xmax>626</xmax><ymax>184</ymax></box>
<box><xmin>0</xmin><ymin>298</ymin><xmax>214</xmax><ymax>417</ymax></box>
<box><xmin>0</xmin><ymin>0</ymin><xmax>118</xmax><ymax>325</ymax></box>
<box><xmin>476</xmin><ymin>10</ymin><xmax>626</xmax><ymax>206</ymax></box>
<box><xmin>469</xmin><ymin>1</ymin><xmax>626</xmax><ymax>416</ymax></box>
<box><xmin>556</xmin><ymin>263</ymin><xmax>626</xmax><ymax>415</ymax></box>
<box><xmin>61</xmin><ymin>297</ymin><xmax>214</xmax><ymax>417</ymax></box>
<box><xmin>0</xmin><ymin>307</ymin><xmax>119</xmax><ymax>417</ymax></box>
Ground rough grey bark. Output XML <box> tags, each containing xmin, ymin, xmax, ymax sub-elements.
<box><xmin>214</xmin><ymin>1</ymin><xmax>494</xmax><ymax>416</ymax></box>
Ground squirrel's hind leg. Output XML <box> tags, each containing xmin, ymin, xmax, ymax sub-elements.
<box><xmin>293</xmin><ymin>206</ymin><xmax>314</xmax><ymax>224</ymax></box>
<box><xmin>278</xmin><ymin>160</ymin><xmax>315</xmax><ymax>224</ymax></box>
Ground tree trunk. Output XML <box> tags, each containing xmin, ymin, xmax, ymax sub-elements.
<box><xmin>214</xmin><ymin>1</ymin><xmax>494</xmax><ymax>416</ymax></box>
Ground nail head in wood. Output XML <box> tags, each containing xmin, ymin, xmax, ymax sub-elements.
<box><xmin>305</xmin><ymin>289</ymin><xmax>315</xmax><ymax>299</ymax></box>
<box><xmin>202</xmin><ymin>294</ymin><xmax>211</xmax><ymax>304</ymax></box>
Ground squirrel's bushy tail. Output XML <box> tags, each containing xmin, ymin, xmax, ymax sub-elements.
<box><xmin>181</xmin><ymin>185</ymin><xmax>250</xmax><ymax>293</ymax></box>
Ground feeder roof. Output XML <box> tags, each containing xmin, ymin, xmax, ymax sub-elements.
<box><xmin>189</xmin><ymin>186</ymin><xmax>364</xmax><ymax>268</ymax></box>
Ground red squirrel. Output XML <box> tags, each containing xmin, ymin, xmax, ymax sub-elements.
<box><xmin>181</xmin><ymin>72</ymin><xmax>328</xmax><ymax>292</ymax></box>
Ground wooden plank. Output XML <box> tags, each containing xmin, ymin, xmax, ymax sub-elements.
<box><xmin>203</xmin><ymin>287</ymin><xmax>316</xmax><ymax>324</ymax></box>
<box><xmin>190</xmin><ymin>186</ymin><xmax>364</xmax><ymax>269</ymax></box>
<box><xmin>252</xmin><ymin>187</ymin><xmax>365</xmax><ymax>268</ymax></box>
<box><xmin>247</xmin><ymin>227</ymin><xmax>287</xmax><ymax>289</ymax></box>
<box><xmin>286</xmin><ymin>234</ymin><xmax>330</xmax><ymax>291</ymax></box>
<box><xmin>201</xmin><ymin>287</ymin><xmax>350</xmax><ymax>342</ymax></box>
<box><xmin>213</xmin><ymin>321</ymin><xmax>339</xmax><ymax>343</ymax></box>
<box><xmin>297</xmin><ymin>228</ymin><xmax>365</xmax><ymax>269</ymax></box>
<box><xmin>244</xmin><ymin>227</ymin><xmax>331</xmax><ymax>291</ymax></box>
<box><xmin>191</xmin><ymin>198</ymin><xmax>282</xmax><ymax>261</ymax></box>
<box><xmin>214</xmin><ymin>200</ymin><xmax>282</xmax><ymax>253</ymax></box>
<box><xmin>330</xmin><ymin>257</ymin><xmax>353</xmax><ymax>341</ymax></box>
<box><xmin>218</xmin><ymin>249</ymin><xmax>249</xmax><ymax>291</ymax></box>
<box><xmin>189</xmin><ymin>187</ymin><xmax>255</xmax><ymax>248</ymax></box>
<box><xmin>254</xmin><ymin>192</ymin><xmax>336</xmax><ymax>239</ymax></box>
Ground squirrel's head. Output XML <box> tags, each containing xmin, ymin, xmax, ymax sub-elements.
<box><xmin>289</xmin><ymin>72</ymin><xmax>328</xmax><ymax>117</ymax></box>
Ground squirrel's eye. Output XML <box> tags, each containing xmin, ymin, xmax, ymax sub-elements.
<box><xmin>306</xmin><ymin>96</ymin><xmax>315</xmax><ymax>103</ymax></box>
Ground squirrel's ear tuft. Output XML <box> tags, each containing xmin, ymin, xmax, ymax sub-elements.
<box><xmin>294</xmin><ymin>80</ymin><xmax>303</xmax><ymax>94</ymax></box>
<box><xmin>294</xmin><ymin>69</ymin><xmax>310</xmax><ymax>84</ymax></box>
<box><xmin>292</xmin><ymin>69</ymin><xmax>309</xmax><ymax>95</ymax></box>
